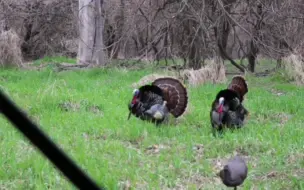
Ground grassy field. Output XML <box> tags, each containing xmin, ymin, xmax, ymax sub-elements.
<box><xmin>0</xmin><ymin>59</ymin><xmax>303</xmax><ymax>190</ymax></box>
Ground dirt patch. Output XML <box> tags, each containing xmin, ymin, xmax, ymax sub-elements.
<box><xmin>270</xmin><ymin>89</ymin><xmax>286</xmax><ymax>96</ymax></box>
<box><xmin>256</xmin><ymin>112</ymin><xmax>292</xmax><ymax>126</ymax></box>
<box><xmin>256</xmin><ymin>169</ymin><xmax>304</xmax><ymax>182</ymax></box>
<box><xmin>0</xmin><ymin>76</ymin><xmax>6</xmax><ymax>82</ymax></box>
<box><xmin>286</xmin><ymin>153</ymin><xmax>304</xmax><ymax>165</ymax></box>
<box><xmin>82</xmin><ymin>133</ymin><xmax>107</xmax><ymax>141</ymax></box>
<box><xmin>58</xmin><ymin>101</ymin><xmax>81</xmax><ymax>112</ymax></box>
<box><xmin>236</xmin><ymin>141</ymin><xmax>272</xmax><ymax>156</ymax></box>
<box><xmin>128</xmin><ymin>136</ymin><xmax>145</xmax><ymax>148</ymax></box>
<box><xmin>171</xmin><ymin>174</ymin><xmax>220</xmax><ymax>190</ymax></box>
<box><xmin>254</xmin><ymin>170</ymin><xmax>295</xmax><ymax>181</ymax></box>
<box><xmin>88</xmin><ymin>105</ymin><xmax>102</xmax><ymax>114</ymax></box>
<box><xmin>192</xmin><ymin>144</ymin><xmax>204</xmax><ymax>160</ymax></box>
<box><xmin>271</xmin><ymin>113</ymin><xmax>292</xmax><ymax>126</ymax></box>
<box><xmin>16</xmin><ymin>140</ymin><xmax>35</xmax><ymax>163</ymax></box>
<box><xmin>145</xmin><ymin>144</ymin><xmax>168</xmax><ymax>155</ymax></box>
<box><xmin>58</xmin><ymin>100</ymin><xmax>103</xmax><ymax>115</ymax></box>
<box><xmin>118</xmin><ymin>179</ymin><xmax>132</xmax><ymax>190</ymax></box>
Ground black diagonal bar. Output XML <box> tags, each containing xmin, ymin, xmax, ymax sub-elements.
<box><xmin>0</xmin><ymin>90</ymin><xmax>104</xmax><ymax>190</ymax></box>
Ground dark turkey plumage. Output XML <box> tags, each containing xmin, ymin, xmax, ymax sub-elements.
<box><xmin>210</xmin><ymin>76</ymin><xmax>249</xmax><ymax>135</ymax></box>
<box><xmin>128</xmin><ymin>77</ymin><xmax>188</xmax><ymax>125</ymax></box>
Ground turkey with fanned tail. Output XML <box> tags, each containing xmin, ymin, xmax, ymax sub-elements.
<box><xmin>128</xmin><ymin>77</ymin><xmax>188</xmax><ymax>125</ymax></box>
<box><xmin>210</xmin><ymin>75</ymin><xmax>249</xmax><ymax>136</ymax></box>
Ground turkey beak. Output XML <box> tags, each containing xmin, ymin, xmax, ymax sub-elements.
<box><xmin>128</xmin><ymin>93</ymin><xmax>138</xmax><ymax>120</ymax></box>
<box><xmin>127</xmin><ymin>103</ymin><xmax>134</xmax><ymax>120</ymax></box>
<box><xmin>127</xmin><ymin>111</ymin><xmax>132</xmax><ymax>120</ymax></box>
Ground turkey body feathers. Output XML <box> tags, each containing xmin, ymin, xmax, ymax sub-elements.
<box><xmin>128</xmin><ymin>86</ymin><xmax>165</xmax><ymax>122</ymax></box>
<box><xmin>145</xmin><ymin>101</ymin><xmax>169</xmax><ymax>120</ymax></box>
<box><xmin>225</xmin><ymin>105</ymin><xmax>249</xmax><ymax>127</ymax></box>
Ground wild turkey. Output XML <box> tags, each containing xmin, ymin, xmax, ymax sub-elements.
<box><xmin>128</xmin><ymin>77</ymin><xmax>188</xmax><ymax>125</ymax></box>
<box><xmin>210</xmin><ymin>75</ymin><xmax>249</xmax><ymax>135</ymax></box>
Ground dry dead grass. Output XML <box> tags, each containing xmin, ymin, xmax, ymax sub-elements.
<box><xmin>131</xmin><ymin>74</ymin><xmax>171</xmax><ymax>88</ymax></box>
<box><xmin>0</xmin><ymin>29</ymin><xmax>23</xmax><ymax>67</ymax></box>
<box><xmin>181</xmin><ymin>59</ymin><xmax>226</xmax><ymax>87</ymax></box>
<box><xmin>132</xmin><ymin>58</ymin><xmax>227</xmax><ymax>89</ymax></box>
<box><xmin>282</xmin><ymin>54</ymin><xmax>304</xmax><ymax>85</ymax></box>
<box><xmin>132</xmin><ymin>59</ymin><xmax>226</xmax><ymax>89</ymax></box>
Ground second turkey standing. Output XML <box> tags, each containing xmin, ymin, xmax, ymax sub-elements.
<box><xmin>210</xmin><ymin>75</ymin><xmax>249</xmax><ymax>136</ymax></box>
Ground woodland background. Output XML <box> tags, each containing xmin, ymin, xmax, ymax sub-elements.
<box><xmin>0</xmin><ymin>0</ymin><xmax>303</xmax><ymax>73</ymax></box>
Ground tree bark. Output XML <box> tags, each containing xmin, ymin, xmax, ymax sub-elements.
<box><xmin>78</xmin><ymin>0</ymin><xmax>106</xmax><ymax>66</ymax></box>
<box><xmin>214</xmin><ymin>0</ymin><xmax>245</xmax><ymax>73</ymax></box>
<box><xmin>112</xmin><ymin>0</ymin><xmax>125</xmax><ymax>59</ymax></box>
<box><xmin>215</xmin><ymin>20</ymin><xmax>245</xmax><ymax>73</ymax></box>
<box><xmin>247</xmin><ymin>3</ymin><xmax>263</xmax><ymax>73</ymax></box>
<box><xmin>187</xmin><ymin>20</ymin><xmax>201</xmax><ymax>70</ymax></box>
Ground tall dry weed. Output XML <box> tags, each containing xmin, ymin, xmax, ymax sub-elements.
<box><xmin>0</xmin><ymin>30</ymin><xmax>23</xmax><ymax>67</ymax></box>
<box><xmin>131</xmin><ymin>74</ymin><xmax>177</xmax><ymax>88</ymax></box>
<box><xmin>181</xmin><ymin>59</ymin><xmax>226</xmax><ymax>87</ymax></box>
<box><xmin>282</xmin><ymin>54</ymin><xmax>304</xmax><ymax>85</ymax></box>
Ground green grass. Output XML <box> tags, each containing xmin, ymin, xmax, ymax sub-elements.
<box><xmin>32</xmin><ymin>56</ymin><xmax>76</xmax><ymax>66</ymax></box>
<box><xmin>0</xmin><ymin>62</ymin><xmax>303</xmax><ymax>189</ymax></box>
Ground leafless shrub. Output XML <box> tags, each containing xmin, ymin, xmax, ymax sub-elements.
<box><xmin>181</xmin><ymin>59</ymin><xmax>227</xmax><ymax>87</ymax></box>
<box><xmin>101</xmin><ymin>0</ymin><xmax>304</xmax><ymax>72</ymax></box>
<box><xmin>0</xmin><ymin>29</ymin><xmax>22</xmax><ymax>67</ymax></box>
<box><xmin>1</xmin><ymin>0</ymin><xmax>78</xmax><ymax>60</ymax></box>
<box><xmin>63</xmin><ymin>39</ymin><xmax>78</xmax><ymax>57</ymax></box>
<box><xmin>282</xmin><ymin>54</ymin><xmax>304</xmax><ymax>85</ymax></box>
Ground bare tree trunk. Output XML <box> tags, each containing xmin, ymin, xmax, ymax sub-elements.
<box><xmin>214</xmin><ymin>0</ymin><xmax>245</xmax><ymax>73</ymax></box>
<box><xmin>112</xmin><ymin>0</ymin><xmax>125</xmax><ymax>59</ymax></box>
<box><xmin>187</xmin><ymin>20</ymin><xmax>201</xmax><ymax>70</ymax></box>
<box><xmin>215</xmin><ymin>19</ymin><xmax>245</xmax><ymax>73</ymax></box>
<box><xmin>247</xmin><ymin>44</ymin><xmax>257</xmax><ymax>72</ymax></box>
<box><xmin>188</xmin><ymin>44</ymin><xmax>201</xmax><ymax>70</ymax></box>
<box><xmin>78</xmin><ymin>0</ymin><xmax>107</xmax><ymax>66</ymax></box>
<box><xmin>247</xmin><ymin>3</ymin><xmax>263</xmax><ymax>73</ymax></box>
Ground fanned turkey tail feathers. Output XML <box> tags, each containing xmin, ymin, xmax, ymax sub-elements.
<box><xmin>152</xmin><ymin>77</ymin><xmax>188</xmax><ymax>118</ymax></box>
<box><xmin>227</xmin><ymin>75</ymin><xmax>248</xmax><ymax>102</ymax></box>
